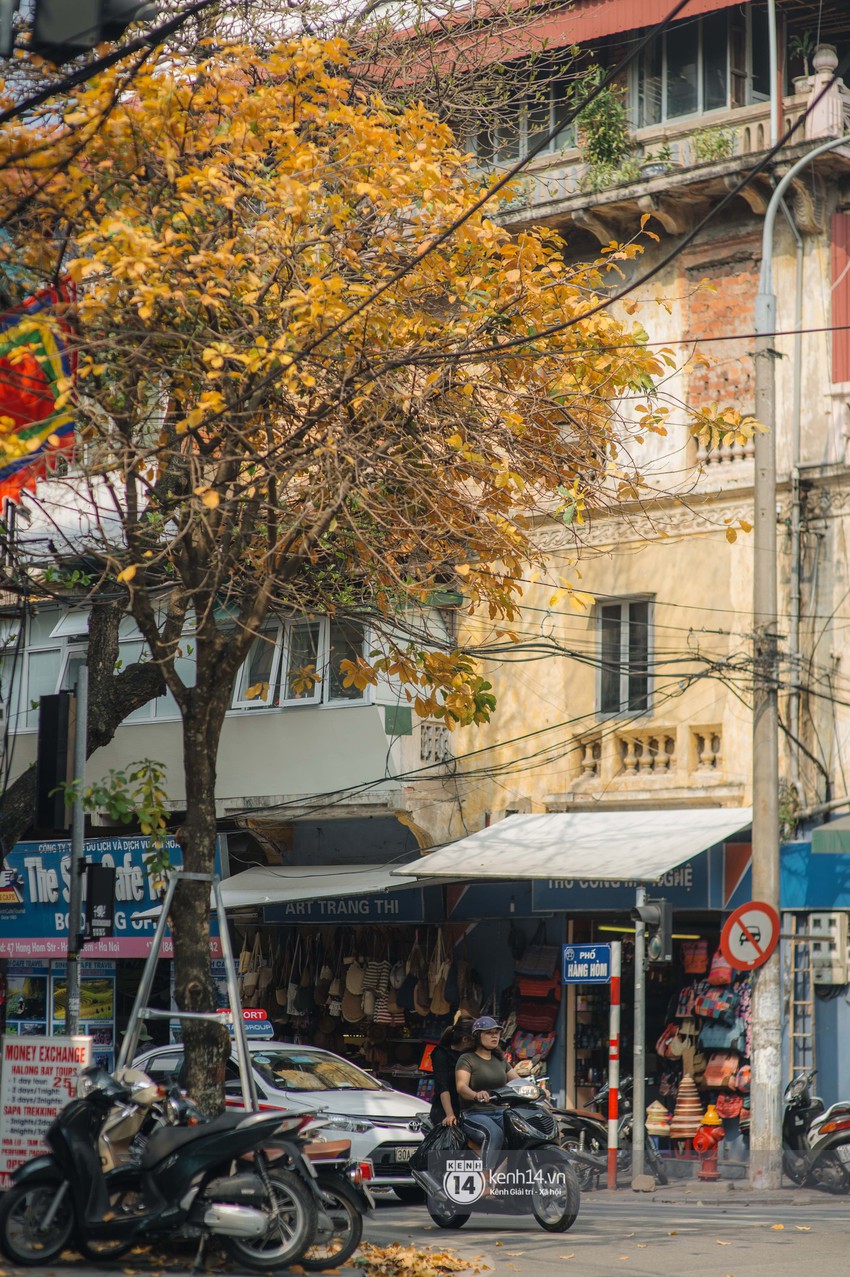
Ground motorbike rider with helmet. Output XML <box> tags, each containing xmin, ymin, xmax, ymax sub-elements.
<box><xmin>455</xmin><ymin>1016</ymin><xmax>531</xmax><ymax>1172</ymax></box>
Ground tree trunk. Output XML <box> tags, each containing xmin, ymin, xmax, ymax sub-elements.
<box><xmin>171</xmin><ymin>706</ymin><xmax>230</xmax><ymax>1115</ymax></box>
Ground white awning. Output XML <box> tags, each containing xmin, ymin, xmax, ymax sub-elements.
<box><xmin>220</xmin><ymin>863</ymin><xmax>419</xmax><ymax>909</ymax></box>
<box><xmin>392</xmin><ymin>808</ymin><xmax>753</xmax><ymax>883</ymax></box>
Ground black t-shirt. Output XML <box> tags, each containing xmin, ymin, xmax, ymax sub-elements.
<box><xmin>429</xmin><ymin>1044</ymin><xmax>461</xmax><ymax>1124</ymax></box>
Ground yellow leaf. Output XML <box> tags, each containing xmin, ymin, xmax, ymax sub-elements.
<box><xmin>202</xmin><ymin>490</ymin><xmax>220</xmax><ymax>509</ymax></box>
<box><xmin>116</xmin><ymin>565</ymin><xmax>137</xmax><ymax>583</ymax></box>
<box><xmin>455</xmin><ymin>564</ymin><xmax>471</xmax><ymax>576</ymax></box>
<box><xmin>739</xmin><ymin>519</ymin><xmax>753</xmax><ymax>533</ymax></box>
<box><xmin>726</xmin><ymin>527</ymin><xmax>737</xmax><ymax>543</ymax></box>
<box><xmin>771</xmin><ymin>1224</ymin><xmax>785</xmax><ymax>1230</ymax></box>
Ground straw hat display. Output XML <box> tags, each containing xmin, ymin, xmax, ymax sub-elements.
<box><xmin>669</xmin><ymin>1074</ymin><xmax>704</xmax><ymax>1140</ymax></box>
<box><xmin>646</xmin><ymin>1100</ymin><xmax>672</xmax><ymax>1137</ymax></box>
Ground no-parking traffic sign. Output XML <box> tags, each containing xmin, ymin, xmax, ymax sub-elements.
<box><xmin>720</xmin><ymin>900</ymin><xmax>781</xmax><ymax>971</ymax></box>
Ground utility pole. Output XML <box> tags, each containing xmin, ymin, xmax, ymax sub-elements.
<box><xmin>631</xmin><ymin>885</ymin><xmax>646</xmax><ymax>1181</ymax></box>
<box><xmin>65</xmin><ymin>664</ymin><xmax>87</xmax><ymax>1037</ymax></box>
<box><xmin>750</xmin><ymin>135</ymin><xmax>850</xmax><ymax>1188</ymax></box>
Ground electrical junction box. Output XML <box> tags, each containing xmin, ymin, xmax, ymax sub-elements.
<box><xmin>808</xmin><ymin>912</ymin><xmax>849</xmax><ymax>984</ymax></box>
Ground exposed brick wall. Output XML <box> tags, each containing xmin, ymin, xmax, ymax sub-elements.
<box><xmin>683</xmin><ymin>235</ymin><xmax>759</xmax><ymax>413</ymax></box>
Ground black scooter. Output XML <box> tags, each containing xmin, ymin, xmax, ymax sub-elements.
<box><xmin>783</xmin><ymin>1068</ymin><xmax>850</xmax><ymax>1191</ymax></box>
<box><xmin>554</xmin><ymin>1076</ymin><xmax>668</xmax><ymax>1189</ymax></box>
<box><xmin>0</xmin><ymin>1065</ymin><xmax>317</xmax><ymax>1269</ymax></box>
<box><xmin>411</xmin><ymin>1077</ymin><xmax>581</xmax><ymax>1232</ymax></box>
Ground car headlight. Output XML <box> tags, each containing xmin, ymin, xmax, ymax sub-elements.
<box><xmin>320</xmin><ymin>1115</ymin><xmax>374</xmax><ymax>1134</ymax></box>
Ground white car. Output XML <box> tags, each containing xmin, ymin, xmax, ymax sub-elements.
<box><xmin>133</xmin><ymin>1039</ymin><xmax>429</xmax><ymax>1197</ymax></box>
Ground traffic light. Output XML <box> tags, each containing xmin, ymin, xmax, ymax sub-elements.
<box><xmin>35</xmin><ymin>691</ymin><xmax>74</xmax><ymax>830</ymax></box>
<box><xmin>633</xmin><ymin>897</ymin><xmax>673</xmax><ymax>964</ymax></box>
<box><xmin>30</xmin><ymin>0</ymin><xmax>157</xmax><ymax>64</ymax></box>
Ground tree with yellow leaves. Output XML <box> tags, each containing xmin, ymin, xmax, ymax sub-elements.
<box><xmin>0</xmin><ymin>35</ymin><xmax>756</xmax><ymax>1108</ymax></box>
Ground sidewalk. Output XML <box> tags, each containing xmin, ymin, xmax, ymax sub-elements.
<box><xmin>598</xmin><ymin>1177</ymin><xmax>850</xmax><ymax>1207</ymax></box>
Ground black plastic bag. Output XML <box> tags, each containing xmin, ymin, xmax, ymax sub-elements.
<box><xmin>410</xmin><ymin>1120</ymin><xmax>466</xmax><ymax>1171</ymax></box>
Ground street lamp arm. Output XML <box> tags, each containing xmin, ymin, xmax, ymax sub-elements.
<box><xmin>758</xmin><ymin>136</ymin><xmax>850</xmax><ymax>304</ymax></box>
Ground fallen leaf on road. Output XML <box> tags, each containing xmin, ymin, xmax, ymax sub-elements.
<box><xmin>618</xmin><ymin>1255</ymin><xmax>630</xmax><ymax>1260</ymax></box>
<box><xmin>637</xmin><ymin>1243</ymin><xmax>647</xmax><ymax>1248</ymax></box>
<box><xmin>505</xmin><ymin>1252</ymin><xmax>525</xmax><ymax>1256</ymax></box>
<box><xmin>716</xmin><ymin>1240</ymin><xmax>731</xmax><ymax>1245</ymax></box>
<box><xmin>558</xmin><ymin>1254</ymin><xmax>575</xmax><ymax>1260</ymax></box>
<box><xmin>771</xmin><ymin>1224</ymin><xmax>785</xmax><ymax>1231</ymax></box>
<box><xmin>795</xmin><ymin>1226</ymin><xmax>811</xmax><ymax>1232</ymax></box>
<box><xmin>668</xmin><ymin>1231</ymin><xmax>678</xmax><ymax>1236</ymax></box>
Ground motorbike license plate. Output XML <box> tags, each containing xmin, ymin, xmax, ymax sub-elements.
<box><xmin>836</xmin><ymin>1145</ymin><xmax>850</xmax><ymax>1163</ymax></box>
<box><xmin>394</xmin><ymin>1146</ymin><xmax>414</xmax><ymax>1163</ymax></box>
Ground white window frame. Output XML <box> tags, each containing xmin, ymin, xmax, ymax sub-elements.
<box><xmin>595</xmin><ymin>596</ymin><xmax>654</xmax><ymax>720</ymax></box>
<box><xmin>230</xmin><ymin>618</ymin><xmax>370</xmax><ymax>712</ymax></box>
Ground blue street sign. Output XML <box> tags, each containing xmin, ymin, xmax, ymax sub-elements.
<box><xmin>562</xmin><ymin>943</ymin><xmax>612</xmax><ymax>984</ymax></box>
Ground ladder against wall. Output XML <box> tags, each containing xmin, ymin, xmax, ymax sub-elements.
<box><xmin>787</xmin><ymin>913</ymin><xmax>816</xmax><ymax>1082</ymax></box>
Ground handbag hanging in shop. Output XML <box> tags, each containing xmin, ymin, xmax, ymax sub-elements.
<box><xmin>514</xmin><ymin>922</ymin><xmax>559</xmax><ymax>978</ymax></box>
<box><xmin>242</xmin><ymin>932</ymin><xmax>263</xmax><ymax>1007</ymax></box>
<box><xmin>286</xmin><ymin>933</ymin><xmax>301</xmax><ymax>1016</ymax></box>
<box><xmin>429</xmin><ymin>931</ymin><xmax>452</xmax><ymax>1016</ymax></box>
<box><xmin>517</xmin><ymin>997</ymin><xmax>559</xmax><ymax>1033</ymax></box>
<box><xmin>707</xmin><ymin>947</ymin><xmax>734</xmax><ymax>986</ymax></box>
<box><xmin>698</xmin><ymin>1014</ymin><xmax>746</xmax><ymax>1053</ymax></box>
<box><xmin>704</xmin><ymin>1050</ymin><xmax>741</xmax><ymax>1089</ymax></box>
<box><xmin>715</xmin><ymin>1091</ymin><xmax>743</xmax><ymax>1119</ymax></box>
<box><xmin>682</xmin><ymin>939</ymin><xmax>709</xmax><ymax>974</ymax></box>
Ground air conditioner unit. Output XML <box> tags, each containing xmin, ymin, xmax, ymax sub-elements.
<box><xmin>808</xmin><ymin>912</ymin><xmax>849</xmax><ymax>984</ymax></box>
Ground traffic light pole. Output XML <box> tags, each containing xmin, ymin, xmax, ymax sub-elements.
<box><xmin>65</xmin><ymin>664</ymin><xmax>87</xmax><ymax>1037</ymax></box>
<box><xmin>632</xmin><ymin>886</ymin><xmax>647</xmax><ymax>1180</ymax></box>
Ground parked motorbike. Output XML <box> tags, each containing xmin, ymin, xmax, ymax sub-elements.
<box><xmin>555</xmin><ymin>1076</ymin><xmax>668</xmax><ymax>1189</ymax></box>
<box><xmin>782</xmin><ymin>1068</ymin><xmax>850</xmax><ymax>1191</ymax></box>
<box><xmin>411</xmin><ymin>1077</ymin><xmax>581</xmax><ymax>1233</ymax></box>
<box><xmin>299</xmin><ymin>1135</ymin><xmax>373</xmax><ymax>1271</ymax></box>
<box><xmin>0</xmin><ymin>1065</ymin><xmax>317</xmax><ymax>1269</ymax></box>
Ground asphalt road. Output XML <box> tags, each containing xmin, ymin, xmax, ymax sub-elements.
<box><xmin>366</xmin><ymin>1194</ymin><xmax>850</xmax><ymax>1277</ymax></box>
<box><xmin>2</xmin><ymin>1192</ymin><xmax>849</xmax><ymax>1277</ymax></box>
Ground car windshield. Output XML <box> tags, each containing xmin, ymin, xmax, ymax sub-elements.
<box><xmin>251</xmin><ymin>1050</ymin><xmax>382</xmax><ymax>1093</ymax></box>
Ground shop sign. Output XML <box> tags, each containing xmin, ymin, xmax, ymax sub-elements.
<box><xmin>265</xmin><ymin>888</ymin><xmax>424</xmax><ymax>924</ymax></box>
<box><xmin>533</xmin><ymin>855</ymin><xmax>709</xmax><ymax>912</ymax></box>
<box><xmin>219</xmin><ymin>1008</ymin><xmax>275</xmax><ymax>1039</ymax></box>
<box><xmin>562</xmin><ymin>943</ymin><xmax>611</xmax><ymax>984</ymax></box>
<box><xmin>6</xmin><ymin>959</ymin><xmax>116</xmax><ymax>1072</ymax></box>
<box><xmin>0</xmin><ymin>836</ymin><xmax>222</xmax><ymax>959</ymax></box>
<box><xmin>0</xmin><ymin>1035</ymin><xmax>92</xmax><ymax>1187</ymax></box>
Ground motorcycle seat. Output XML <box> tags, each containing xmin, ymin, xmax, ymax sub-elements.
<box><xmin>142</xmin><ymin>1110</ymin><xmax>246</xmax><ymax>1167</ymax></box>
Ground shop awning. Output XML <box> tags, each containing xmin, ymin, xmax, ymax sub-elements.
<box><xmin>811</xmin><ymin>815</ymin><xmax>850</xmax><ymax>855</ymax></box>
<box><xmin>392</xmin><ymin>808</ymin><xmax>753</xmax><ymax>884</ymax></box>
<box><xmin>220</xmin><ymin>863</ymin><xmax>421</xmax><ymax>909</ymax></box>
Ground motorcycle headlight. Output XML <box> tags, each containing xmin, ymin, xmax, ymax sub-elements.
<box><xmin>513</xmin><ymin>1085</ymin><xmax>540</xmax><ymax>1099</ymax></box>
<box><xmin>76</xmin><ymin>1072</ymin><xmax>96</xmax><ymax>1098</ymax></box>
<box><xmin>164</xmin><ymin>1094</ymin><xmax>184</xmax><ymax>1125</ymax></box>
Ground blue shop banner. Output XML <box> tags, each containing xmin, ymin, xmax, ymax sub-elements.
<box><xmin>265</xmin><ymin>888</ymin><xmax>425</xmax><ymax>924</ymax></box>
<box><xmin>0</xmin><ymin>836</ymin><xmax>222</xmax><ymax>958</ymax></box>
<box><xmin>532</xmin><ymin>852</ymin><xmax>712</xmax><ymax>912</ymax></box>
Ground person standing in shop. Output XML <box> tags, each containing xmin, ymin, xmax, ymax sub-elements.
<box><xmin>430</xmin><ymin>1018</ymin><xmax>474</xmax><ymax>1127</ymax></box>
<box><xmin>455</xmin><ymin>1016</ymin><xmax>529</xmax><ymax>1173</ymax></box>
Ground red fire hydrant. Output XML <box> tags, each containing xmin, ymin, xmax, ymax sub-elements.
<box><xmin>693</xmin><ymin>1104</ymin><xmax>725</xmax><ymax>1180</ymax></box>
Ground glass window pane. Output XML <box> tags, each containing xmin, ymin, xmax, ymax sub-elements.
<box><xmin>666</xmin><ymin>22</ymin><xmax>699</xmax><ymax>117</ymax></box>
<box><xmin>526</xmin><ymin>82</ymin><xmax>552</xmax><ymax>154</ymax></box>
<box><xmin>284</xmin><ymin>621</ymin><xmax>321</xmax><ymax>702</ymax></box>
<box><xmin>638</xmin><ymin>37</ymin><xmax>663</xmax><ymax>126</ymax></box>
<box><xmin>552</xmin><ymin>83</ymin><xmax>577</xmax><ymax>149</ymax></box>
<box><xmin>60</xmin><ymin>649</ymin><xmax>87</xmax><ymax>693</ymax></box>
<box><xmin>25</xmin><ymin>649</ymin><xmax>61</xmax><ymax>728</ymax></box>
<box><xmin>702</xmin><ymin>11</ymin><xmax>728</xmax><ymax>111</ymax></box>
<box><xmin>237</xmin><ymin>630</ymin><xmax>279</xmax><ymax>705</ymax></box>
<box><xmin>627</xmin><ymin>601</ymin><xmax>650</xmax><ymax>712</ymax></box>
<box><xmin>750</xmin><ymin>3</ymin><xmax>770</xmax><ymax>99</ymax></box>
<box><xmin>328</xmin><ymin>621</ymin><xmax>365</xmax><ymax>701</ymax></box>
<box><xmin>599</xmin><ymin>606</ymin><xmax>622</xmax><ymax>714</ymax></box>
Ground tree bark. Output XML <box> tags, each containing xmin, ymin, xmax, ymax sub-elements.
<box><xmin>0</xmin><ymin>598</ymin><xmax>166</xmax><ymax>858</ymax></box>
<box><xmin>171</xmin><ymin>700</ymin><xmax>230</xmax><ymax>1115</ymax></box>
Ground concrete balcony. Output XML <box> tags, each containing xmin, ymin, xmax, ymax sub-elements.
<box><xmin>500</xmin><ymin>80</ymin><xmax>850</xmax><ymax>243</ymax></box>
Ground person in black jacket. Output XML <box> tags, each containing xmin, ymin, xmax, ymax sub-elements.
<box><xmin>429</xmin><ymin>1018</ymin><xmax>474</xmax><ymax>1126</ymax></box>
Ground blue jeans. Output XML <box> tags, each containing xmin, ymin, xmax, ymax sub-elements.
<box><xmin>462</xmin><ymin>1111</ymin><xmax>505</xmax><ymax>1173</ymax></box>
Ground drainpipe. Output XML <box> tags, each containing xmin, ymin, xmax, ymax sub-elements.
<box><xmin>767</xmin><ymin>0</ymin><xmax>779</xmax><ymax>148</ymax></box>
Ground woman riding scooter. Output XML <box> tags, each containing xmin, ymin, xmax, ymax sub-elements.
<box><xmin>455</xmin><ymin>1016</ymin><xmax>531</xmax><ymax>1173</ymax></box>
